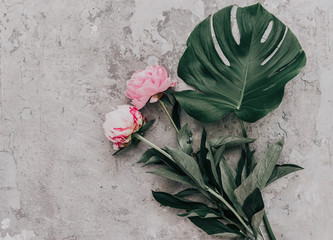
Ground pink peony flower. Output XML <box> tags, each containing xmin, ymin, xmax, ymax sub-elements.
<box><xmin>103</xmin><ymin>105</ymin><xmax>144</xmax><ymax>150</ymax></box>
<box><xmin>125</xmin><ymin>65</ymin><xmax>177</xmax><ymax>109</ymax></box>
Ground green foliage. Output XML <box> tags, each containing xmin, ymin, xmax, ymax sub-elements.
<box><xmin>189</xmin><ymin>217</ymin><xmax>241</xmax><ymax>237</ymax></box>
<box><xmin>234</xmin><ymin>140</ymin><xmax>284</xmax><ymax>206</ymax></box>
<box><xmin>218</xmin><ymin>152</ymin><xmax>245</xmax><ymax>218</ymax></box>
<box><xmin>166</xmin><ymin>147</ymin><xmax>206</xmax><ymax>189</ymax></box>
<box><xmin>137</xmin><ymin>119</ymin><xmax>155</xmax><ymax>134</ymax></box>
<box><xmin>266</xmin><ymin>164</ymin><xmax>303</xmax><ymax>186</ymax></box>
<box><xmin>152</xmin><ymin>191</ymin><xmax>210</xmax><ymax>210</ymax></box>
<box><xmin>174</xmin><ymin>3</ymin><xmax>306</xmax><ymax>123</ymax></box>
<box><xmin>177</xmin><ymin>123</ymin><xmax>193</xmax><ymax>154</ymax></box>
<box><xmin>137</xmin><ymin>148</ymin><xmax>162</xmax><ymax>166</ymax></box>
<box><xmin>174</xmin><ymin>188</ymin><xmax>201</xmax><ymax>198</ymax></box>
<box><xmin>242</xmin><ymin>188</ymin><xmax>265</xmax><ymax>238</ymax></box>
<box><xmin>148</xmin><ymin>167</ymin><xmax>193</xmax><ymax>186</ymax></box>
<box><xmin>139</xmin><ymin>123</ymin><xmax>303</xmax><ymax>239</ymax></box>
<box><xmin>209</xmin><ymin>136</ymin><xmax>255</xmax><ymax>148</ymax></box>
<box><xmin>171</xmin><ymin>100</ymin><xmax>181</xmax><ymax>130</ymax></box>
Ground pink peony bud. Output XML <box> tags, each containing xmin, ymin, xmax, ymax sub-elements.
<box><xmin>103</xmin><ymin>105</ymin><xmax>144</xmax><ymax>150</ymax></box>
<box><xmin>125</xmin><ymin>65</ymin><xmax>177</xmax><ymax>109</ymax></box>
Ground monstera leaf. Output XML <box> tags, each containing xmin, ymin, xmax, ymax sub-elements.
<box><xmin>174</xmin><ymin>3</ymin><xmax>306</xmax><ymax>122</ymax></box>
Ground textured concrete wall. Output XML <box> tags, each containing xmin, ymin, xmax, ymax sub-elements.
<box><xmin>0</xmin><ymin>0</ymin><xmax>332</xmax><ymax>239</ymax></box>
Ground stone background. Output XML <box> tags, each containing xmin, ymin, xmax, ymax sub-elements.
<box><xmin>0</xmin><ymin>0</ymin><xmax>332</xmax><ymax>239</ymax></box>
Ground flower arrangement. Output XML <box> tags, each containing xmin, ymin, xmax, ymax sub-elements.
<box><xmin>103</xmin><ymin>3</ymin><xmax>306</xmax><ymax>240</ymax></box>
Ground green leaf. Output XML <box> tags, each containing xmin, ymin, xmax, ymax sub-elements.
<box><xmin>188</xmin><ymin>217</ymin><xmax>241</xmax><ymax>237</ymax></box>
<box><xmin>166</xmin><ymin>148</ymin><xmax>206</xmax><ymax>189</ymax></box>
<box><xmin>148</xmin><ymin>167</ymin><xmax>193</xmax><ymax>186</ymax></box>
<box><xmin>234</xmin><ymin>140</ymin><xmax>283</xmax><ymax>205</ymax></box>
<box><xmin>137</xmin><ymin>148</ymin><xmax>160</xmax><ymax>164</ymax></box>
<box><xmin>177</xmin><ymin>123</ymin><xmax>193</xmax><ymax>154</ymax></box>
<box><xmin>205</xmin><ymin>141</ymin><xmax>222</xmax><ymax>189</ymax></box>
<box><xmin>209</xmin><ymin>136</ymin><xmax>255</xmax><ymax>148</ymax></box>
<box><xmin>137</xmin><ymin>119</ymin><xmax>155</xmax><ymax>134</ymax></box>
<box><xmin>199</xmin><ymin>129</ymin><xmax>210</xmax><ymax>183</ymax></box>
<box><xmin>142</xmin><ymin>156</ymin><xmax>162</xmax><ymax>166</ymax></box>
<box><xmin>174</xmin><ymin>3</ymin><xmax>306</xmax><ymax>123</ymax></box>
<box><xmin>218</xmin><ymin>151</ymin><xmax>245</xmax><ymax>217</ymax></box>
<box><xmin>247</xmin><ymin>149</ymin><xmax>257</xmax><ymax>175</ymax></box>
<box><xmin>174</xmin><ymin>188</ymin><xmax>201</xmax><ymax>198</ymax></box>
<box><xmin>171</xmin><ymin>100</ymin><xmax>181</xmax><ymax>130</ymax></box>
<box><xmin>235</xmin><ymin>150</ymin><xmax>246</xmax><ymax>186</ymax></box>
<box><xmin>159</xmin><ymin>93</ymin><xmax>172</xmax><ymax>107</ymax></box>
<box><xmin>138</xmin><ymin>148</ymin><xmax>183</xmax><ymax>173</ymax></box>
<box><xmin>152</xmin><ymin>191</ymin><xmax>209</xmax><ymax>210</ymax></box>
<box><xmin>179</xmin><ymin>207</ymin><xmax>220</xmax><ymax>219</ymax></box>
<box><xmin>266</xmin><ymin>164</ymin><xmax>303</xmax><ymax>186</ymax></box>
<box><xmin>242</xmin><ymin>188</ymin><xmax>265</xmax><ymax>238</ymax></box>
<box><xmin>112</xmin><ymin>138</ymin><xmax>139</xmax><ymax>156</ymax></box>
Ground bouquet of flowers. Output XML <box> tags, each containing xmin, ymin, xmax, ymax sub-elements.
<box><xmin>103</xmin><ymin>3</ymin><xmax>306</xmax><ymax>240</ymax></box>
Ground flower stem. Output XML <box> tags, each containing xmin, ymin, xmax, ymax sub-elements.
<box><xmin>263</xmin><ymin>212</ymin><xmax>276</xmax><ymax>240</ymax></box>
<box><xmin>133</xmin><ymin>133</ymin><xmax>172</xmax><ymax>160</ymax></box>
<box><xmin>159</xmin><ymin>100</ymin><xmax>179</xmax><ymax>134</ymax></box>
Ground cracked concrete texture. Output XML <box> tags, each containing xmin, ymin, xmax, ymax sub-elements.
<box><xmin>0</xmin><ymin>0</ymin><xmax>332</xmax><ymax>239</ymax></box>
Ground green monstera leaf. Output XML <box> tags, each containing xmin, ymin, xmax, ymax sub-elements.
<box><xmin>174</xmin><ymin>3</ymin><xmax>306</xmax><ymax>122</ymax></box>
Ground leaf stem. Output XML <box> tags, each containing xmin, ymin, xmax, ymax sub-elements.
<box><xmin>133</xmin><ymin>133</ymin><xmax>172</xmax><ymax>160</ymax></box>
<box><xmin>263</xmin><ymin>212</ymin><xmax>276</xmax><ymax>240</ymax></box>
<box><xmin>206</xmin><ymin>187</ymin><xmax>254</xmax><ymax>237</ymax></box>
<box><xmin>159</xmin><ymin>100</ymin><xmax>179</xmax><ymax>134</ymax></box>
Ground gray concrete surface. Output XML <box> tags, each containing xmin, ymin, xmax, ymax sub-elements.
<box><xmin>0</xmin><ymin>0</ymin><xmax>332</xmax><ymax>239</ymax></box>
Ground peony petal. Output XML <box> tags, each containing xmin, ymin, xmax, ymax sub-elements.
<box><xmin>125</xmin><ymin>65</ymin><xmax>172</xmax><ymax>109</ymax></box>
<box><xmin>149</xmin><ymin>93</ymin><xmax>163</xmax><ymax>103</ymax></box>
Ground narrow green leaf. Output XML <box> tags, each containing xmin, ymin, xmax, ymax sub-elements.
<box><xmin>254</xmin><ymin>140</ymin><xmax>284</xmax><ymax>189</ymax></box>
<box><xmin>112</xmin><ymin>147</ymin><xmax>129</xmax><ymax>156</ymax></box>
<box><xmin>166</xmin><ymin>148</ymin><xmax>206</xmax><ymax>189</ymax></box>
<box><xmin>199</xmin><ymin>129</ymin><xmax>210</xmax><ymax>183</ymax></box>
<box><xmin>252</xmin><ymin>210</ymin><xmax>265</xmax><ymax>238</ymax></box>
<box><xmin>171</xmin><ymin>100</ymin><xmax>181</xmax><ymax>130</ymax></box>
<box><xmin>242</xmin><ymin>188</ymin><xmax>265</xmax><ymax>238</ymax></box>
<box><xmin>188</xmin><ymin>217</ymin><xmax>241</xmax><ymax>237</ymax></box>
<box><xmin>209</xmin><ymin>136</ymin><xmax>255</xmax><ymax>148</ymax></box>
<box><xmin>234</xmin><ymin>140</ymin><xmax>284</xmax><ymax>205</ymax></box>
<box><xmin>177</xmin><ymin>123</ymin><xmax>193</xmax><ymax>154</ymax></box>
<box><xmin>247</xmin><ymin>150</ymin><xmax>257</xmax><ymax>175</ymax></box>
<box><xmin>152</xmin><ymin>191</ymin><xmax>208</xmax><ymax>210</ymax></box>
<box><xmin>137</xmin><ymin>148</ymin><xmax>159</xmax><ymax>164</ymax></box>
<box><xmin>213</xmin><ymin>233</ymin><xmax>242</xmax><ymax>238</ymax></box>
<box><xmin>112</xmin><ymin>138</ymin><xmax>139</xmax><ymax>156</ymax></box>
<box><xmin>148</xmin><ymin>167</ymin><xmax>193</xmax><ymax>186</ymax></box>
<box><xmin>218</xmin><ymin>151</ymin><xmax>245</xmax><ymax>218</ymax></box>
<box><xmin>138</xmin><ymin>148</ymin><xmax>184</xmax><ymax>174</ymax></box>
<box><xmin>137</xmin><ymin>119</ymin><xmax>155</xmax><ymax>134</ymax></box>
<box><xmin>179</xmin><ymin>207</ymin><xmax>220</xmax><ymax>219</ymax></box>
<box><xmin>142</xmin><ymin>156</ymin><xmax>162</xmax><ymax>166</ymax></box>
<box><xmin>205</xmin><ymin>141</ymin><xmax>222</xmax><ymax>189</ymax></box>
<box><xmin>174</xmin><ymin>188</ymin><xmax>200</xmax><ymax>198</ymax></box>
<box><xmin>236</xmin><ymin>150</ymin><xmax>246</xmax><ymax>187</ymax></box>
<box><xmin>266</xmin><ymin>164</ymin><xmax>303</xmax><ymax>186</ymax></box>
